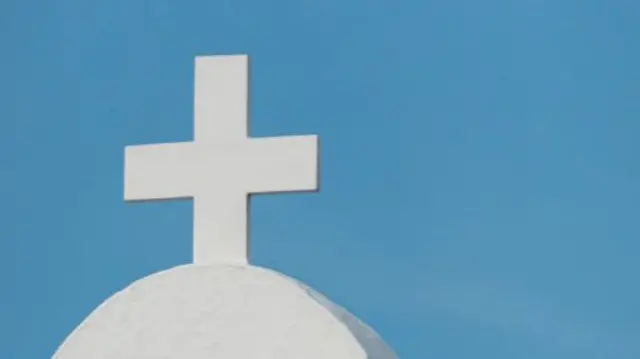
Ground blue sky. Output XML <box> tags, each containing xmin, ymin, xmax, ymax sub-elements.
<box><xmin>2</xmin><ymin>0</ymin><xmax>639</xmax><ymax>358</ymax></box>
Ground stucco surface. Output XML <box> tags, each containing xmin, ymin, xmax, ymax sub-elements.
<box><xmin>53</xmin><ymin>264</ymin><xmax>398</xmax><ymax>359</ymax></box>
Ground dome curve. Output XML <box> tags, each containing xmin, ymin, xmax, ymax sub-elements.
<box><xmin>53</xmin><ymin>264</ymin><xmax>398</xmax><ymax>359</ymax></box>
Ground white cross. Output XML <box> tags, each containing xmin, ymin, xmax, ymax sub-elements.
<box><xmin>124</xmin><ymin>55</ymin><xmax>318</xmax><ymax>265</ymax></box>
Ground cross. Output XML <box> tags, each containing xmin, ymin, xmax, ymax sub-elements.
<box><xmin>124</xmin><ymin>55</ymin><xmax>319</xmax><ymax>265</ymax></box>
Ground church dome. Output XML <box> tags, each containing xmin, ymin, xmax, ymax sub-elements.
<box><xmin>53</xmin><ymin>264</ymin><xmax>398</xmax><ymax>359</ymax></box>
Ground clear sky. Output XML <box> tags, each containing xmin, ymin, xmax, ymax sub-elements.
<box><xmin>1</xmin><ymin>0</ymin><xmax>639</xmax><ymax>358</ymax></box>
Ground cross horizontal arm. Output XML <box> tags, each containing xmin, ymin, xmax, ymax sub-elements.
<box><xmin>124</xmin><ymin>142</ymin><xmax>196</xmax><ymax>201</ymax></box>
<box><xmin>244</xmin><ymin>135</ymin><xmax>319</xmax><ymax>194</ymax></box>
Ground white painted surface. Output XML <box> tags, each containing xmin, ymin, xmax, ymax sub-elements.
<box><xmin>124</xmin><ymin>55</ymin><xmax>318</xmax><ymax>265</ymax></box>
<box><xmin>53</xmin><ymin>54</ymin><xmax>399</xmax><ymax>359</ymax></box>
<box><xmin>53</xmin><ymin>265</ymin><xmax>398</xmax><ymax>359</ymax></box>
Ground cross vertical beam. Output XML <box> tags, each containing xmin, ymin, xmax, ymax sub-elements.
<box><xmin>194</xmin><ymin>56</ymin><xmax>249</xmax><ymax>143</ymax></box>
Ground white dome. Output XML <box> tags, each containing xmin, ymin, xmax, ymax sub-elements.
<box><xmin>53</xmin><ymin>264</ymin><xmax>398</xmax><ymax>359</ymax></box>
